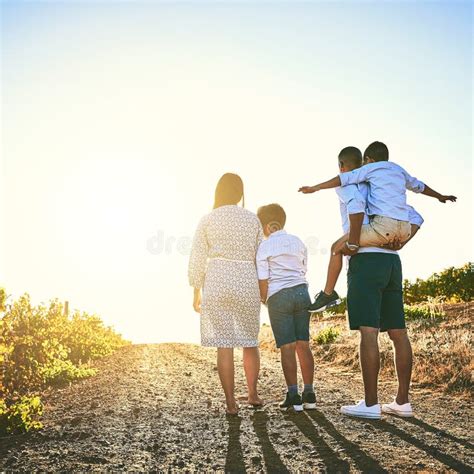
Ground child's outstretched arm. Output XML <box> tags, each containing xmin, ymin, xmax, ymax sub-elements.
<box><xmin>298</xmin><ymin>176</ymin><xmax>341</xmax><ymax>194</ymax></box>
<box><xmin>404</xmin><ymin>170</ymin><xmax>456</xmax><ymax>203</ymax></box>
<box><xmin>421</xmin><ymin>185</ymin><xmax>457</xmax><ymax>203</ymax></box>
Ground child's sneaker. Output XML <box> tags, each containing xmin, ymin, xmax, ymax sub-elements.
<box><xmin>302</xmin><ymin>391</ymin><xmax>316</xmax><ymax>410</ymax></box>
<box><xmin>279</xmin><ymin>392</ymin><xmax>303</xmax><ymax>412</ymax></box>
<box><xmin>382</xmin><ymin>399</ymin><xmax>413</xmax><ymax>417</ymax></box>
<box><xmin>308</xmin><ymin>290</ymin><xmax>341</xmax><ymax>313</ymax></box>
<box><xmin>340</xmin><ymin>400</ymin><xmax>381</xmax><ymax>419</ymax></box>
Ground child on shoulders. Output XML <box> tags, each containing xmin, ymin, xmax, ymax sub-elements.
<box><xmin>299</xmin><ymin>142</ymin><xmax>456</xmax><ymax>312</ymax></box>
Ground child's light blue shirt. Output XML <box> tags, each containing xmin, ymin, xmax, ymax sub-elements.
<box><xmin>339</xmin><ymin>161</ymin><xmax>425</xmax><ymax>222</ymax></box>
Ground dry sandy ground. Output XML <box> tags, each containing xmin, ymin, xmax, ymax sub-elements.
<box><xmin>0</xmin><ymin>343</ymin><xmax>472</xmax><ymax>472</ymax></box>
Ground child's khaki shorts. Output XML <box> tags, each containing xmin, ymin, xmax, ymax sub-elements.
<box><xmin>360</xmin><ymin>215</ymin><xmax>411</xmax><ymax>247</ymax></box>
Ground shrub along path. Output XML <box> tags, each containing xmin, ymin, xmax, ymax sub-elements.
<box><xmin>0</xmin><ymin>342</ymin><xmax>472</xmax><ymax>472</ymax></box>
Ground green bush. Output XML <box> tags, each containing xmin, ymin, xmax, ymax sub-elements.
<box><xmin>403</xmin><ymin>262</ymin><xmax>473</xmax><ymax>304</ymax></box>
<box><xmin>404</xmin><ymin>303</ymin><xmax>445</xmax><ymax>321</ymax></box>
<box><xmin>65</xmin><ymin>312</ymin><xmax>128</xmax><ymax>364</ymax></box>
<box><xmin>40</xmin><ymin>359</ymin><xmax>97</xmax><ymax>387</ymax></box>
<box><xmin>314</xmin><ymin>327</ymin><xmax>341</xmax><ymax>345</ymax></box>
<box><xmin>0</xmin><ymin>291</ymin><xmax>129</xmax><ymax>435</ymax></box>
<box><xmin>0</xmin><ymin>396</ymin><xmax>43</xmax><ymax>435</ymax></box>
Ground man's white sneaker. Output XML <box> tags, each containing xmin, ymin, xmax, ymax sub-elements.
<box><xmin>382</xmin><ymin>400</ymin><xmax>413</xmax><ymax>417</ymax></box>
<box><xmin>340</xmin><ymin>400</ymin><xmax>381</xmax><ymax>419</ymax></box>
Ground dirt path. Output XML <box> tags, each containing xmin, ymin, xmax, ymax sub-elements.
<box><xmin>1</xmin><ymin>343</ymin><xmax>472</xmax><ymax>472</ymax></box>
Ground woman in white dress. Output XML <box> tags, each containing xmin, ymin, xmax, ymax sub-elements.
<box><xmin>188</xmin><ymin>173</ymin><xmax>263</xmax><ymax>415</ymax></box>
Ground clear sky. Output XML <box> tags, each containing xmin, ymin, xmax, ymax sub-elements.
<box><xmin>1</xmin><ymin>1</ymin><xmax>472</xmax><ymax>344</ymax></box>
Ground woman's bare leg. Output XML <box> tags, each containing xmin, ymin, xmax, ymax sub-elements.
<box><xmin>323</xmin><ymin>235</ymin><xmax>348</xmax><ymax>295</ymax></box>
<box><xmin>243</xmin><ymin>347</ymin><xmax>262</xmax><ymax>406</ymax></box>
<box><xmin>217</xmin><ymin>348</ymin><xmax>238</xmax><ymax>414</ymax></box>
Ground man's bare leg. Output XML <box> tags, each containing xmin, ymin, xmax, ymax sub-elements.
<box><xmin>387</xmin><ymin>329</ymin><xmax>412</xmax><ymax>405</ymax></box>
<box><xmin>359</xmin><ymin>327</ymin><xmax>380</xmax><ymax>406</ymax></box>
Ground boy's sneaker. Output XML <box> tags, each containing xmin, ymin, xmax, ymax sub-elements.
<box><xmin>302</xmin><ymin>391</ymin><xmax>316</xmax><ymax>410</ymax></box>
<box><xmin>340</xmin><ymin>400</ymin><xmax>381</xmax><ymax>419</ymax></box>
<box><xmin>308</xmin><ymin>290</ymin><xmax>341</xmax><ymax>313</ymax></box>
<box><xmin>382</xmin><ymin>399</ymin><xmax>413</xmax><ymax>417</ymax></box>
<box><xmin>279</xmin><ymin>392</ymin><xmax>303</xmax><ymax>412</ymax></box>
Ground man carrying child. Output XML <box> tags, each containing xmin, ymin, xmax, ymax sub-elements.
<box><xmin>299</xmin><ymin>141</ymin><xmax>456</xmax><ymax>418</ymax></box>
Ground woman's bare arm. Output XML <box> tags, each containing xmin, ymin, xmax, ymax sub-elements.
<box><xmin>258</xmin><ymin>280</ymin><xmax>269</xmax><ymax>303</ymax></box>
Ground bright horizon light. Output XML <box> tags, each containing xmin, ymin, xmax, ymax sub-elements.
<box><xmin>2</xmin><ymin>1</ymin><xmax>472</xmax><ymax>343</ymax></box>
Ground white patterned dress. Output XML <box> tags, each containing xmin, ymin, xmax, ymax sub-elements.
<box><xmin>188</xmin><ymin>205</ymin><xmax>263</xmax><ymax>347</ymax></box>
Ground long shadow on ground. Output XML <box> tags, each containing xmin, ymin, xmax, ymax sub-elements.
<box><xmin>360</xmin><ymin>418</ymin><xmax>473</xmax><ymax>473</ymax></box>
<box><xmin>225</xmin><ymin>415</ymin><xmax>246</xmax><ymax>473</ymax></box>
<box><xmin>252</xmin><ymin>410</ymin><xmax>290</xmax><ymax>473</ymax></box>
<box><xmin>286</xmin><ymin>411</ymin><xmax>350</xmax><ymax>472</ymax></box>
<box><xmin>399</xmin><ymin>417</ymin><xmax>474</xmax><ymax>451</ymax></box>
<box><xmin>307</xmin><ymin>410</ymin><xmax>387</xmax><ymax>473</ymax></box>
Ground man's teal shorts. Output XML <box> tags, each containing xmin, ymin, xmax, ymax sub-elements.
<box><xmin>347</xmin><ymin>253</ymin><xmax>405</xmax><ymax>331</ymax></box>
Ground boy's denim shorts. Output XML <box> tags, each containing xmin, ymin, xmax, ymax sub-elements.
<box><xmin>267</xmin><ymin>284</ymin><xmax>311</xmax><ymax>348</ymax></box>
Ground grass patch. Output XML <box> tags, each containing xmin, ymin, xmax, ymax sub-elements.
<box><xmin>313</xmin><ymin>327</ymin><xmax>341</xmax><ymax>345</ymax></box>
<box><xmin>404</xmin><ymin>299</ymin><xmax>445</xmax><ymax>322</ymax></box>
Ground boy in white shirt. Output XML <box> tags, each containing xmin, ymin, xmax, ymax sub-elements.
<box><xmin>299</xmin><ymin>141</ymin><xmax>456</xmax><ymax>312</ymax></box>
<box><xmin>256</xmin><ymin>204</ymin><xmax>316</xmax><ymax>412</ymax></box>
